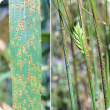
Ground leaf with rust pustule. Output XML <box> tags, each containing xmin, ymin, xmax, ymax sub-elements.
<box><xmin>9</xmin><ymin>0</ymin><xmax>41</xmax><ymax>110</ymax></box>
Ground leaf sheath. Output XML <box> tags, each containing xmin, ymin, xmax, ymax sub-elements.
<box><xmin>89</xmin><ymin>0</ymin><xmax>109</xmax><ymax>109</ymax></box>
<box><xmin>78</xmin><ymin>0</ymin><xmax>96</xmax><ymax>109</ymax></box>
<box><xmin>57</xmin><ymin>0</ymin><xmax>75</xmax><ymax>110</ymax></box>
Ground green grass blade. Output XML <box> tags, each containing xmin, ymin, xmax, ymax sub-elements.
<box><xmin>70</xmin><ymin>0</ymin><xmax>74</xmax><ymax>26</ymax></box>
<box><xmin>9</xmin><ymin>0</ymin><xmax>42</xmax><ymax>109</ymax></box>
<box><xmin>106</xmin><ymin>46</ymin><xmax>109</xmax><ymax>103</ymax></box>
<box><xmin>77</xmin><ymin>0</ymin><xmax>96</xmax><ymax>109</ymax></box>
<box><xmin>65</xmin><ymin>1</ymin><xmax>81</xmax><ymax>109</ymax></box>
<box><xmin>89</xmin><ymin>0</ymin><xmax>109</xmax><ymax>109</ymax></box>
<box><xmin>71</xmin><ymin>38</ymin><xmax>81</xmax><ymax>110</ymax></box>
<box><xmin>84</xmin><ymin>1</ymin><xmax>101</xmax><ymax>108</ymax></box>
<box><xmin>61</xmin><ymin>0</ymin><xmax>71</xmax><ymax>27</ymax></box>
<box><xmin>52</xmin><ymin>0</ymin><xmax>72</xmax><ymax>36</ymax></box>
<box><xmin>106</xmin><ymin>0</ymin><xmax>110</xmax><ymax>106</ymax></box>
<box><xmin>57</xmin><ymin>0</ymin><xmax>75</xmax><ymax>109</ymax></box>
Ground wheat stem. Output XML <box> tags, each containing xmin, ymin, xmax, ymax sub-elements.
<box><xmin>57</xmin><ymin>0</ymin><xmax>75</xmax><ymax>109</ymax></box>
<box><xmin>78</xmin><ymin>0</ymin><xmax>96</xmax><ymax>109</ymax></box>
<box><xmin>89</xmin><ymin>0</ymin><xmax>109</xmax><ymax>109</ymax></box>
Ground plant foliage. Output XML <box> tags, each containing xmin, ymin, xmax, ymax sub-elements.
<box><xmin>9</xmin><ymin>0</ymin><xmax>42</xmax><ymax>109</ymax></box>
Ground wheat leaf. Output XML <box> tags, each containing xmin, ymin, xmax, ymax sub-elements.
<box><xmin>9</xmin><ymin>0</ymin><xmax>41</xmax><ymax>109</ymax></box>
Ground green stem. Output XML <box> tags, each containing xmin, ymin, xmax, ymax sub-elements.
<box><xmin>70</xmin><ymin>1</ymin><xmax>81</xmax><ymax>109</ymax></box>
<box><xmin>106</xmin><ymin>47</ymin><xmax>109</xmax><ymax>94</ymax></box>
<box><xmin>77</xmin><ymin>0</ymin><xmax>81</xmax><ymax>25</ymax></box>
<box><xmin>52</xmin><ymin>0</ymin><xmax>72</xmax><ymax>36</ymax></box>
<box><xmin>57</xmin><ymin>0</ymin><xmax>75</xmax><ymax>110</ymax></box>
<box><xmin>105</xmin><ymin>0</ymin><xmax>109</xmax><ymax>87</ymax></box>
<box><xmin>61</xmin><ymin>0</ymin><xmax>71</xmax><ymax>27</ymax></box>
<box><xmin>105</xmin><ymin>0</ymin><xmax>110</xmax><ymax>106</ymax></box>
<box><xmin>71</xmin><ymin>38</ymin><xmax>81</xmax><ymax>110</ymax></box>
<box><xmin>89</xmin><ymin>0</ymin><xmax>109</xmax><ymax>109</ymax></box>
<box><xmin>84</xmin><ymin>1</ymin><xmax>101</xmax><ymax>109</ymax></box>
<box><xmin>91</xmin><ymin>37</ymin><xmax>98</xmax><ymax>97</ymax></box>
<box><xmin>78</xmin><ymin>0</ymin><xmax>96</xmax><ymax>109</ymax></box>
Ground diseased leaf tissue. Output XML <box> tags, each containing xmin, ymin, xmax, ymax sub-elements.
<box><xmin>9</xmin><ymin>0</ymin><xmax>41</xmax><ymax>110</ymax></box>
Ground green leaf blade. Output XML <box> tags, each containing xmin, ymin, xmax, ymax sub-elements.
<box><xmin>9</xmin><ymin>0</ymin><xmax>42</xmax><ymax>110</ymax></box>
